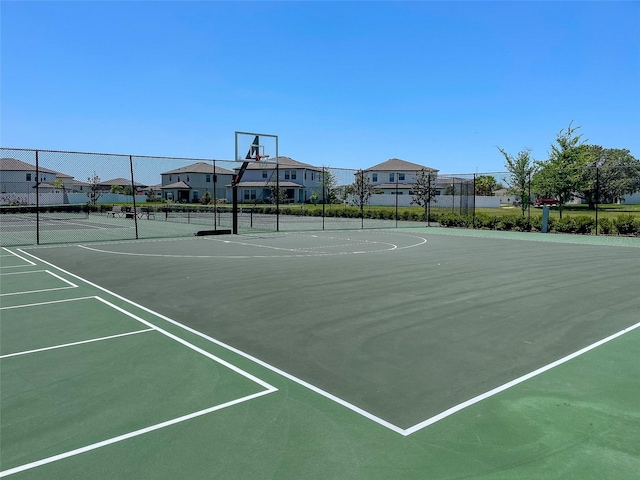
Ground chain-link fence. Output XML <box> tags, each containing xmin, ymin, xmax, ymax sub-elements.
<box><xmin>1</xmin><ymin>147</ymin><xmax>639</xmax><ymax>246</ymax></box>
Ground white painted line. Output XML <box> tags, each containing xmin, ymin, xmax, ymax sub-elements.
<box><xmin>0</xmin><ymin>296</ymin><xmax>97</xmax><ymax>310</ymax></box>
<box><xmin>17</xmin><ymin>247</ymin><xmax>639</xmax><ymax>438</ymax></box>
<box><xmin>91</xmin><ymin>296</ymin><xmax>276</xmax><ymax>392</ymax></box>
<box><xmin>0</xmin><ymin>389</ymin><xmax>274</xmax><ymax>478</ymax></box>
<box><xmin>403</xmin><ymin>319</ymin><xmax>640</xmax><ymax>436</ymax></box>
<box><xmin>0</xmin><ymin>247</ymin><xmax>36</xmax><ymax>267</ymax></box>
<box><xmin>75</xmin><ymin>232</ymin><xmax>428</xmax><ymax>259</ymax></box>
<box><xmin>0</xmin><ymin>328</ymin><xmax>154</xmax><ymax>359</ymax></box>
<box><xmin>0</xmin><ymin>269</ymin><xmax>78</xmax><ymax>296</ymax></box>
<box><xmin>17</xmin><ymin>249</ymin><xmax>404</xmax><ymax>434</ymax></box>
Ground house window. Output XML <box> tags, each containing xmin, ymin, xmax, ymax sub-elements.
<box><xmin>398</xmin><ymin>173</ymin><xmax>405</xmax><ymax>181</ymax></box>
<box><xmin>389</xmin><ymin>173</ymin><xmax>395</xmax><ymax>182</ymax></box>
<box><xmin>244</xmin><ymin>189</ymin><xmax>257</xmax><ymax>201</ymax></box>
<box><xmin>284</xmin><ymin>170</ymin><xmax>290</xmax><ymax>180</ymax></box>
<box><xmin>262</xmin><ymin>171</ymin><xmax>268</xmax><ymax>179</ymax></box>
<box><xmin>169</xmin><ymin>175</ymin><xmax>172</xmax><ymax>181</ymax></box>
<box><xmin>206</xmin><ymin>174</ymin><xmax>211</xmax><ymax>182</ymax></box>
<box><xmin>291</xmin><ymin>171</ymin><xmax>297</xmax><ymax>180</ymax></box>
<box><xmin>187</xmin><ymin>176</ymin><xmax>190</xmax><ymax>182</ymax></box>
<box><xmin>26</xmin><ymin>173</ymin><xmax>32</xmax><ymax>181</ymax></box>
<box><xmin>372</xmin><ymin>173</ymin><xmax>377</xmax><ymax>182</ymax></box>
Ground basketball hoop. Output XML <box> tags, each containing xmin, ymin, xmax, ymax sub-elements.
<box><xmin>247</xmin><ymin>144</ymin><xmax>269</xmax><ymax>162</ymax></box>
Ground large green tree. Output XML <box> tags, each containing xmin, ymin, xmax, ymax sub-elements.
<box><xmin>534</xmin><ymin>122</ymin><xmax>590</xmax><ymax>218</ymax></box>
<box><xmin>575</xmin><ymin>146</ymin><xmax>640</xmax><ymax>207</ymax></box>
<box><xmin>497</xmin><ymin>146</ymin><xmax>536</xmax><ymax>215</ymax></box>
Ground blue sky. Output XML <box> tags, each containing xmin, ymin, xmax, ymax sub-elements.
<box><xmin>2</xmin><ymin>1</ymin><xmax>639</xmax><ymax>175</ymax></box>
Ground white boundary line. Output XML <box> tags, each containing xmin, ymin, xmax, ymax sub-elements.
<box><xmin>0</xmin><ymin>389</ymin><xmax>273</xmax><ymax>478</ymax></box>
<box><xmin>14</xmin><ymin>247</ymin><xmax>640</xmax><ymax>438</ymax></box>
<box><xmin>75</xmin><ymin>231</ymin><xmax>428</xmax><ymax>259</ymax></box>
<box><xmin>0</xmin><ymin>328</ymin><xmax>154</xmax><ymax>359</ymax></box>
<box><xmin>0</xmin><ymin>293</ymin><xmax>277</xmax><ymax>477</ymax></box>
<box><xmin>0</xmin><ymin>247</ymin><xmax>36</xmax><ymax>268</ymax></box>
<box><xmin>0</xmin><ymin>296</ymin><xmax>97</xmax><ymax>310</ymax></box>
<box><xmin>404</xmin><ymin>319</ymin><xmax>640</xmax><ymax>435</ymax></box>
<box><xmin>0</xmin><ymin>269</ymin><xmax>77</xmax><ymax>296</ymax></box>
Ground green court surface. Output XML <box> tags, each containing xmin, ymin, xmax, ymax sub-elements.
<box><xmin>0</xmin><ymin>228</ymin><xmax>638</xmax><ymax>479</ymax></box>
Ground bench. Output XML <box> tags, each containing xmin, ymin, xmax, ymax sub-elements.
<box><xmin>108</xmin><ymin>207</ymin><xmax>124</xmax><ymax>218</ymax></box>
<box><xmin>124</xmin><ymin>207</ymin><xmax>155</xmax><ymax>219</ymax></box>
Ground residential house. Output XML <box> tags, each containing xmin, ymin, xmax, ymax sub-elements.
<box><xmin>99</xmin><ymin>178</ymin><xmax>148</xmax><ymax>194</ymax></box>
<box><xmin>233</xmin><ymin>156</ymin><xmax>324</xmax><ymax>204</ymax></box>
<box><xmin>161</xmin><ymin>162</ymin><xmax>234</xmax><ymax>203</ymax></box>
<box><xmin>364</xmin><ymin>158</ymin><xmax>439</xmax><ymax>196</ymax></box>
<box><xmin>1</xmin><ymin>157</ymin><xmax>74</xmax><ymax>204</ymax></box>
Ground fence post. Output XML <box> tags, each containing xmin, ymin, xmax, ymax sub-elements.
<box><xmin>129</xmin><ymin>155</ymin><xmax>139</xmax><ymax>239</ymax></box>
<box><xmin>595</xmin><ymin>166</ymin><xmax>599</xmax><ymax>235</ymax></box>
<box><xmin>36</xmin><ymin>149</ymin><xmax>40</xmax><ymax>245</ymax></box>
<box><xmin>472</xmin><ymin>174</ymin><xmax>476</xmax><ymax>228</ymax></box>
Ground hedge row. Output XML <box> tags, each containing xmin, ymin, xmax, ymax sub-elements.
<box><xmin>439</xmin><ymin>212</ymin><xmax>640</xmax><ymax>236</ymax></box>
<box><xmin>91</xmin><ymin>204</ymin><xmax>640</xmax><ymax>236</ymax></box>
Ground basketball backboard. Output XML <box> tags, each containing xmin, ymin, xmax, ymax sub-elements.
<box><xmin>234</xmin><ymin>131</ymin><xmax>279</xmax><ymax>164</ymax></box>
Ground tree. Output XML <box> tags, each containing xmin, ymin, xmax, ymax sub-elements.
<box><xmin>534</xmin><ymin>122</ymin><xmax>590</xmax><ymax>218</ymax></box>
<box><xmin>200</xmin><ymin>190</ymin><xmax>212</xmax><ymax>205</ymax></box>
<box><xmin>410</xmin><ymin>169</ymin><xmax>438</xmax><ymax>220</ymax></box>
<box><xmin>350</xmin><ymin>170</ymin><xmax>373</xmax><ymax>227</ymax></box>
<box><xmin>87</xmin><ymin>172</ymin><xmax>103</xmax><ymax>205</ymax></box>
<box><xmin>475</xmin><ymin>175</ymin><xmax>498</xmax><ymax>196</ymax></box>
<box><xmin>52</xmin><ymin>178</ymin><xmax>69</xmax><ymax>204</ymax></box>
<box><xmin>338</xmin><ymin>184</ymin><xmax>353</xmax><ymax>211</ymax></box>
<box><xmin>267</xmin><ymin>181</ymin><xmax>288</xmax><ymax>205</ymax></box>
<box><xmin>321</xmin><ymin>168</ymin><xmax>339</xmax><ymax>204</ymax></box>
<box><xmin>574</xmin><ymin>146</ymin><xmax>640</xmax><ymax>207</ymax></box>
<box><xmin>498</xmin><ymin>146</ymin><xmax>536</xmax><ymax>215</ymax></box>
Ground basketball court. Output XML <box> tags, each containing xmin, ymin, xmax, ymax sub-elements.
<box><xmin>1</xmin><ymin>227</ymin><xmax>639</xmax><ymax>479</ymax></box>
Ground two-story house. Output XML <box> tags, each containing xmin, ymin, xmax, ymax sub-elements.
<box><xmin>234</xmin><ymin>156</ymin><xmax>324</xmax><ymax>204</ymax></box>
<box><xmin>1</xmin><ymin>157</ymin><xmax>74</xmax><ymax>204</ymax></box>
<box><xmin>365</xmin><ymin>158</ymin><xmax>439</xmax><ymax>194</ymax></box>
<box><xmin>161</xmin><ymin>162</ymin><xmax>234</xmax><ymax>203</ymax></box>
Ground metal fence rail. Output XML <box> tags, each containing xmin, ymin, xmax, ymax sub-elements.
<box><xmin>1</xmin><ymin>147</ymin><xmax>639</xmax><ymax>246</ymax></box>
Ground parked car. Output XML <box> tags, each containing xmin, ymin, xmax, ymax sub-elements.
<box><xmin>534</xmin><ymin>198</ymin><xmax>559</xmax><ymax>207</ymax></box>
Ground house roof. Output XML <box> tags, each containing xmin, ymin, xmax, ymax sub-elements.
<box><xmin>161</xmin><ymin>162</ymin><xmax>234</xmax><ymax>175</ymax></box>
<box><xmin>241</xmin><ymin>156</ymin><xmax>322</xmax><ymax>172</ymax></box>
<box><xmin>365</xmin><ymin>158</ymin><xmax>438</xmax><ymax>173</ymax></box>
<box><xmin>100</xmin><ymin>178</ymin><xmax>147</xmax><ymax>187</ymax></box>
<box><xmin>161</xmin><ymin>181</ymin><xmax>191</xmax><ymax>189</ymax></box>
<box><xmin>0</xmin><ymin>157</ymin><xmax>73</xmax><ymax>177</ymax></box>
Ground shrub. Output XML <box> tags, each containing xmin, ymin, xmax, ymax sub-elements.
<box><xmin>513</xmin><ymin>215</ymin><xmax>532</xmax><ymax>232</ymax></box>
<box><xmin>438</xmin><ymin>213</ymin><xmax>471</xmax><ymax>228</ymax></box>
<box><xmin>613</xmin><ymin>214</ymin><xmax>640</xmax><ymax>235</ymax></box>
<box><xmin>496</xmin><ymin>215</ymin><xmax>518</xmax><ymax>231</ymax></box>
<box><xmin>554</xmin><ymin>217</ymin><xmax>577</xmax><ymax>234</ymax></box>
<box><xmin>531</xmin><ymin>215</ymin><xmax>554</xmax><ymax>232</ymax></box>
<box><xmin>598</xmin><ymin>217</ymin><xmax>614</xmax><ymax>235</ymax></box>
<box><xmin>572</xmin><ymin>216</ymin><xmax>595</xmax><ymax>234</ymax></box>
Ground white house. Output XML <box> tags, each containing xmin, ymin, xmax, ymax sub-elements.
<box><xmin>364</xmin><ymin>158</ymin><xmax>439</xmax><ymax>195</ymax></box>
<box><xmin>0</xmin><ymin>157</ymin><xmax>74</xmax><ymax>204</ymax></box>
<box><xmin>233</xmin><ymin>156</ymin><xmax>324</xmax><ymax>204</ymax></box>
<box><xmin>161</xmin><ymin>162</ymin><xmax>234</xmax><ymax>203</ymax></box>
